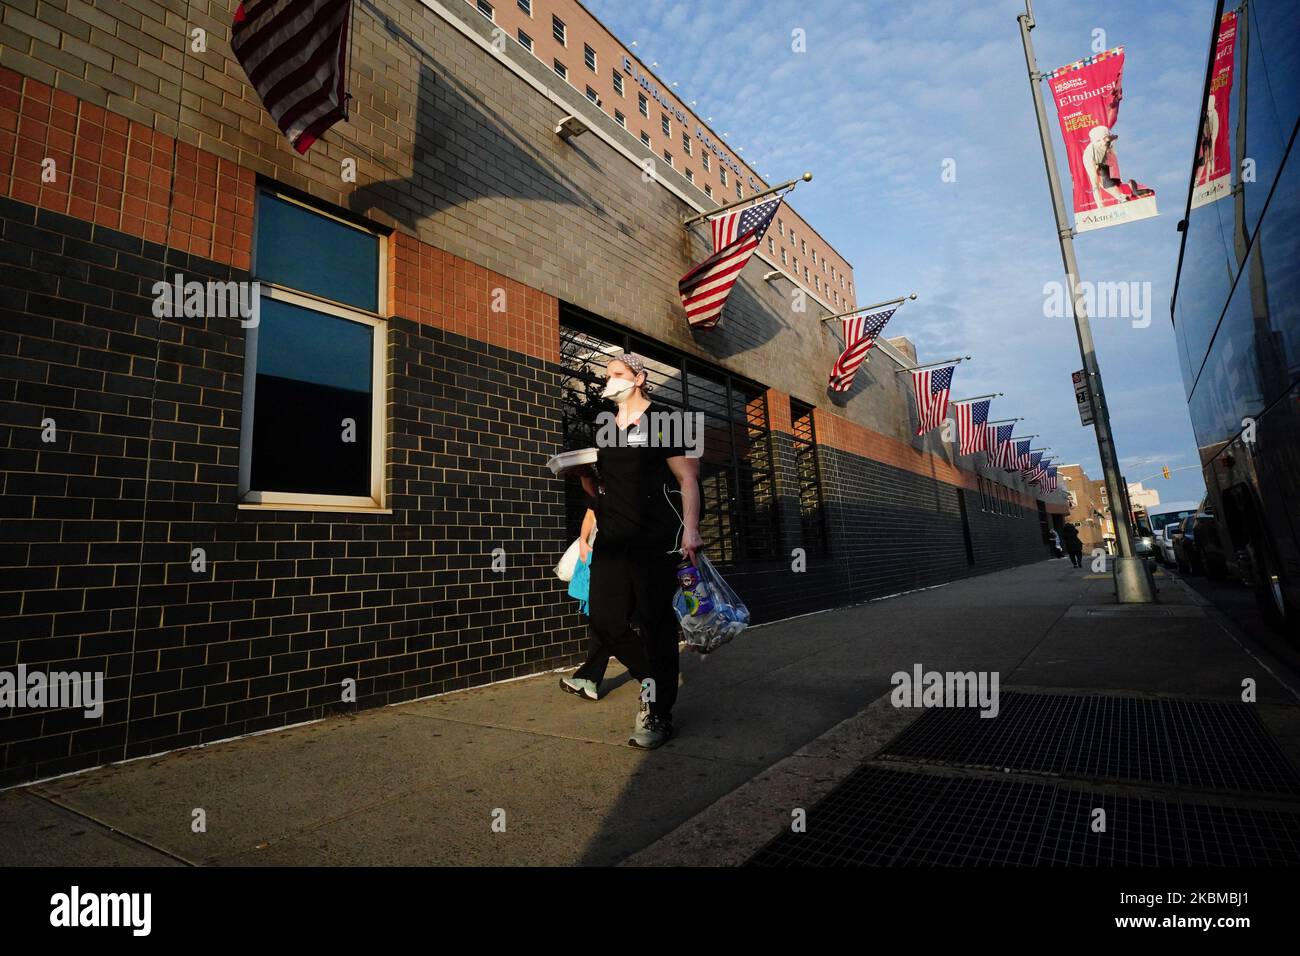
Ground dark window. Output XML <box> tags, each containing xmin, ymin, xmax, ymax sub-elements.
<box><xmin>552</xmin><ymin>14</ymin><xmax>565</xmax><ymax>44</ymax></box>
<box><xmin>245</xmin><ymin>191</ymin><xmax>384</xmax><ymax>504</ymax></box>
<box><xmin>517</xmin><ymin>0</ymin><xmax>531</xmax><ymax>13</ymax></box>
<box><xmin>791</xmin><ymin>400</ymin><xmax>827</xmax><ymax>558</ymax></box>
<box><xmin>584</xmin><ymin>44</ymin><xmax>597</xmax><ymax>71</ymax></box>
<box><xmin>517</xmin><ymin>29</ymin><xmax>533</xmax><ymax>51</ymax></box>
<box><xmin>249</xmin><ymin>299</ymin><xmax>373</xmax><ymax>497</ymax></box>
<box><xmin>612</xmin><ymin>70</ymin><xmax>623</xmax><ymax>96</ymax></box>
<box><xmin>254</xmin><ymin>192</ymin><xmax>378</xmax><ymax>310</ymax></box>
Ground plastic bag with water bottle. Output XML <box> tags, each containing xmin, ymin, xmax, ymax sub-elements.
<box><xmin>671</xmin><ymin>551</ymin><xmax>750</xmax><ymax>654</ymax></box>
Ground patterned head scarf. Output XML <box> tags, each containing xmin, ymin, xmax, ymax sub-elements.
<box><xmin>609</xmin><ymin>352</ymin><xmax>654</xmax><ymax>395</ymax></box>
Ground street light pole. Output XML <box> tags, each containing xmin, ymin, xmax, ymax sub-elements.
<box><xmin>1016</xmin><ymin>0</ymin><xmax>1154</xmax><ymax>603</ymax></box>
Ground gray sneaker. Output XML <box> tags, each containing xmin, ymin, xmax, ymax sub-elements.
<box><xmin>629</xmin><ymin>693</ymin><xmax>673</xmax><ymax>749</ymax></box>
<box><xmin>560</xmin><ymin>676</ymin><xmax>599</xmax><ymax>701</ymax></box>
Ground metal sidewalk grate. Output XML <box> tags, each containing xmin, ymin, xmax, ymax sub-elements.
<box><xmin>1036</xmin><ymin>788</ymin><xmax>1187</xmax><ymax>866</ymax></box>
<box><xmin>746</xmin><ymin>766</ymin><xmax>1300</xmax><ymax>867</ymax></box>
<box><xmin>878</xmin><ymin>692</ymin><xmax>1300</xmax><ymax>795</ymax></box>
<box><xmin>888</xmin><ymin>776</ymin><xmax>1054</xmax><ymax>866</ymax></box>
<box><xmin>745</xmin><ymin>767</ymin><xmax>949</xmax><ymax>867</ymax></box>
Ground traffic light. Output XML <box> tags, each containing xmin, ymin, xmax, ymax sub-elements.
<box><xmin>1162</xmin><ymin>465</ymin><xmax>1171</xmax><ymax>479</ymax></box>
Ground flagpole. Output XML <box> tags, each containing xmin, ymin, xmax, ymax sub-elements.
<box><xmin>342</xmin><ymin>0</ymin><xmax>357</xmax><ymax>121</ymax></box>
<box><xmin>988</xmin><ymin>418</ymin><xmax>1024</xmax><ymax>425</ymax></box>
<box><xmin>681</xmin><ymin>172</ymin><xmax>811</xmax><ymax>225</ymax></box>
<box><xmin>1019</xmin><ymin>0</ymin><xmax>1152</xmax><ymax>602</ymax></box>
<box><xmin>951</xmin><ymin>392</ymin><xmax>1003</xmax><ymax>402</ymax></box>
<box><xmin>818</xmin><ymin>292</ymin><xmax>917</xmax><ymax>323</ymax></box>
<box><xmin>896</xmin><ymin>355</ymin><xmax>969</xmax><ymax>373</ymax></box>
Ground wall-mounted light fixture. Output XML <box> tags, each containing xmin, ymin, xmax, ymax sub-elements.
<box><xmin>555</xmin><ymin>114</ymin><xmax>589</xmax><ymax>139</ymax></box>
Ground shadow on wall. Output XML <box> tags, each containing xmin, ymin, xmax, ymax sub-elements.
<box><xmin>351</xmin><ymin>0</ymin><xmax>804</xmax><ymax>360</ymax></box>
<box><xmin>346</xmin><ymin>0</ymin><xmax>594</xmax><ymax>231</ymax></box>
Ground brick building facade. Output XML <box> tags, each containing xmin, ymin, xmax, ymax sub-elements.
<box><xmin>0</xmin><ymin>0</ymin><xmax>1068</xmax><ymax>786</ymax></box>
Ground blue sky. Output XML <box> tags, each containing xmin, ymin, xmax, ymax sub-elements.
<box><xmin>585</xmin><ymin>0</ymin><xmax>1217</xmax><ymax>507</ymax></box>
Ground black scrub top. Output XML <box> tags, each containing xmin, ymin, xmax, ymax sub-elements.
<box><xmin>594</xmin><ymin>401</ymin><xmax>692</xmax><ymax>554</ymax></box>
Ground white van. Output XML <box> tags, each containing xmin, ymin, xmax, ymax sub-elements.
<box><xmin>1147</xmin><ymin>501</ymin><xmax>1200</xmax><ymax>565</ymax></box>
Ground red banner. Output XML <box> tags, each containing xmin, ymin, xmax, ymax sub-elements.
<box><xmin>1046</xmin><ymin>47</ymin><xmax>1157</xmax><ymax>232</ymax></box>
<box><xmin>1191</xmin><ymin>11</ymin><xmax>1238</xmax><ymax>209</ymax></box>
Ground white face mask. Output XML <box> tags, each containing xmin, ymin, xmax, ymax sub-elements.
<box><xmin>601</xmin><ymin>376</ymin><xmax>636</xmax><ymax>403</ymax></box>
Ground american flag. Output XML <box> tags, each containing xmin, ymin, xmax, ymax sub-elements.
<box><xmin>911</xmin><ymin>364</ymin><xmax>955</xmax><ymax>436</ymax></box>
<box><xmin>1021</xmin><ymin>451</ymin><xmax>1044</xmax><ymax>480</ymax></box>
<box><xmin>987</xmin><ymin>424</ymin><xmax>1014</xmax><ymax>467</ymax></box>
<box><xmin>232</xmin><ymin>0</ymin><xmax>352</xmax><ymax>155</ymax></box>
<box><xmin>680</xmin><ymin>196</ymin><xmax>784</xmax><ymax>329</ymax></box>
<box><xmin>1029</xmin><ymin>457</ymin><xmax>1052</xmax><ymax>485</ymax></box>
<box><xmin>952</xmin><ymin>399</ymin><xmax>990</xmax><ymax>455</ymax></box>
<box><xmin>828</xmin><ymin>308</ymin><xmax>896</xmax><ymax>392</ymax></box>
<box><xmin>1045</xmin><ymin>465</ymin><xmax>1059</xmax><ymax>492</ymax></box>
<box><xmin>1008</xmin><ymin>439</ymin><xmax>1031</xmax><ymax>472</ymax></box>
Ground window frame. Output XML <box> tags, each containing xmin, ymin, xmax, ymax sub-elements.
<box><xmin>583</xmin><ymin>43</ymin><xmax>597</xmax><ymax>72</ymax></box>
<box><xmin>239</xmin><ymin>188</ymin><xmax>389</xmax><ymax>513</ymax></box>
<box><xmin>552</xmin><ymin>14</ymin><xmax>566</xmax><ymax>45</ymax></box>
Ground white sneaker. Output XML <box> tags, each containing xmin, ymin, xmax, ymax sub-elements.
<box><xmin>560</xmin><ymin>676</ymin><xmax>599</xmax><ymax>701</ymax></box>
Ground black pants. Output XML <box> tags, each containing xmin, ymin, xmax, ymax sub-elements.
<box><xmin>573</xmin><ymin>622</ymin><xmax>612</xmax><ymax>684</ymax></box>
<box><xmin>581</xmin><ymin>540</ymin><xmax>681</xmax><ymax>719</ymax></box>
<box><xmin>1068</xmin><ymin>548</ymin><xmax>1082</xmax><ymax>568</ymax></box>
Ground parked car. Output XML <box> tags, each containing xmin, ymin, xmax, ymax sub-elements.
<box><xmin>1177</xmin><ymin>512</ymin><xmax>1229</xmax><ymax>579</ymax></box>
<box><xmin>1173</xmin><ymin>514</ymin><xmax>1200</xmax><ymax>574</ymax></box>
<box><xmin>1147</xmin><ymin>502</ymin><xmax>1200</xmax><ymax>557</ymax></box>
<box><xmin>1157</xmin><ymin>524</ymin><xmax>1181</xmax><ymax>565</ymax></box>
<box><xmin>1133</xmin><ymin>523</ymin><xmax>1156</xmax><ymax>558</ymax></box>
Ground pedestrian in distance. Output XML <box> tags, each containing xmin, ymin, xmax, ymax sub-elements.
<box><xmin>1061</xmin><ymin>522</ymin><xmax>1084</xmax><ymax>568</ymax></box>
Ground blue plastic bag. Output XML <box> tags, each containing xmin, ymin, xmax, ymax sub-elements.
<box><xmin>568</xmin><ymin>550</ymin><xmax>591</xmax><ymax>615</ymax></box>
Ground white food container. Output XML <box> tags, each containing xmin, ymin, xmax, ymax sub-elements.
<box><xmin>546</xmin><ymin>447</ymin><xmax>598</xmax><ymax>477</ymax></box>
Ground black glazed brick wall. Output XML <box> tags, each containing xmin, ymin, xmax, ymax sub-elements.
<box><xmin>0</xmin><ymin>196</ymin><xmax>585</xmax><ymax>786</ymax></box>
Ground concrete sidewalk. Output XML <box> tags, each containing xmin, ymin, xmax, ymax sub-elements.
<box><xmin>3</xmin><ymin>557</ymin><xmax>1298</xmax><ymax>867</ymax></box>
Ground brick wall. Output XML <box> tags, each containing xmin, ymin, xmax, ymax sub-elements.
<box><xmin>0</xmin><ymin>188</ymin><xmax>584</xmax><ymax>786</ymax></box>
